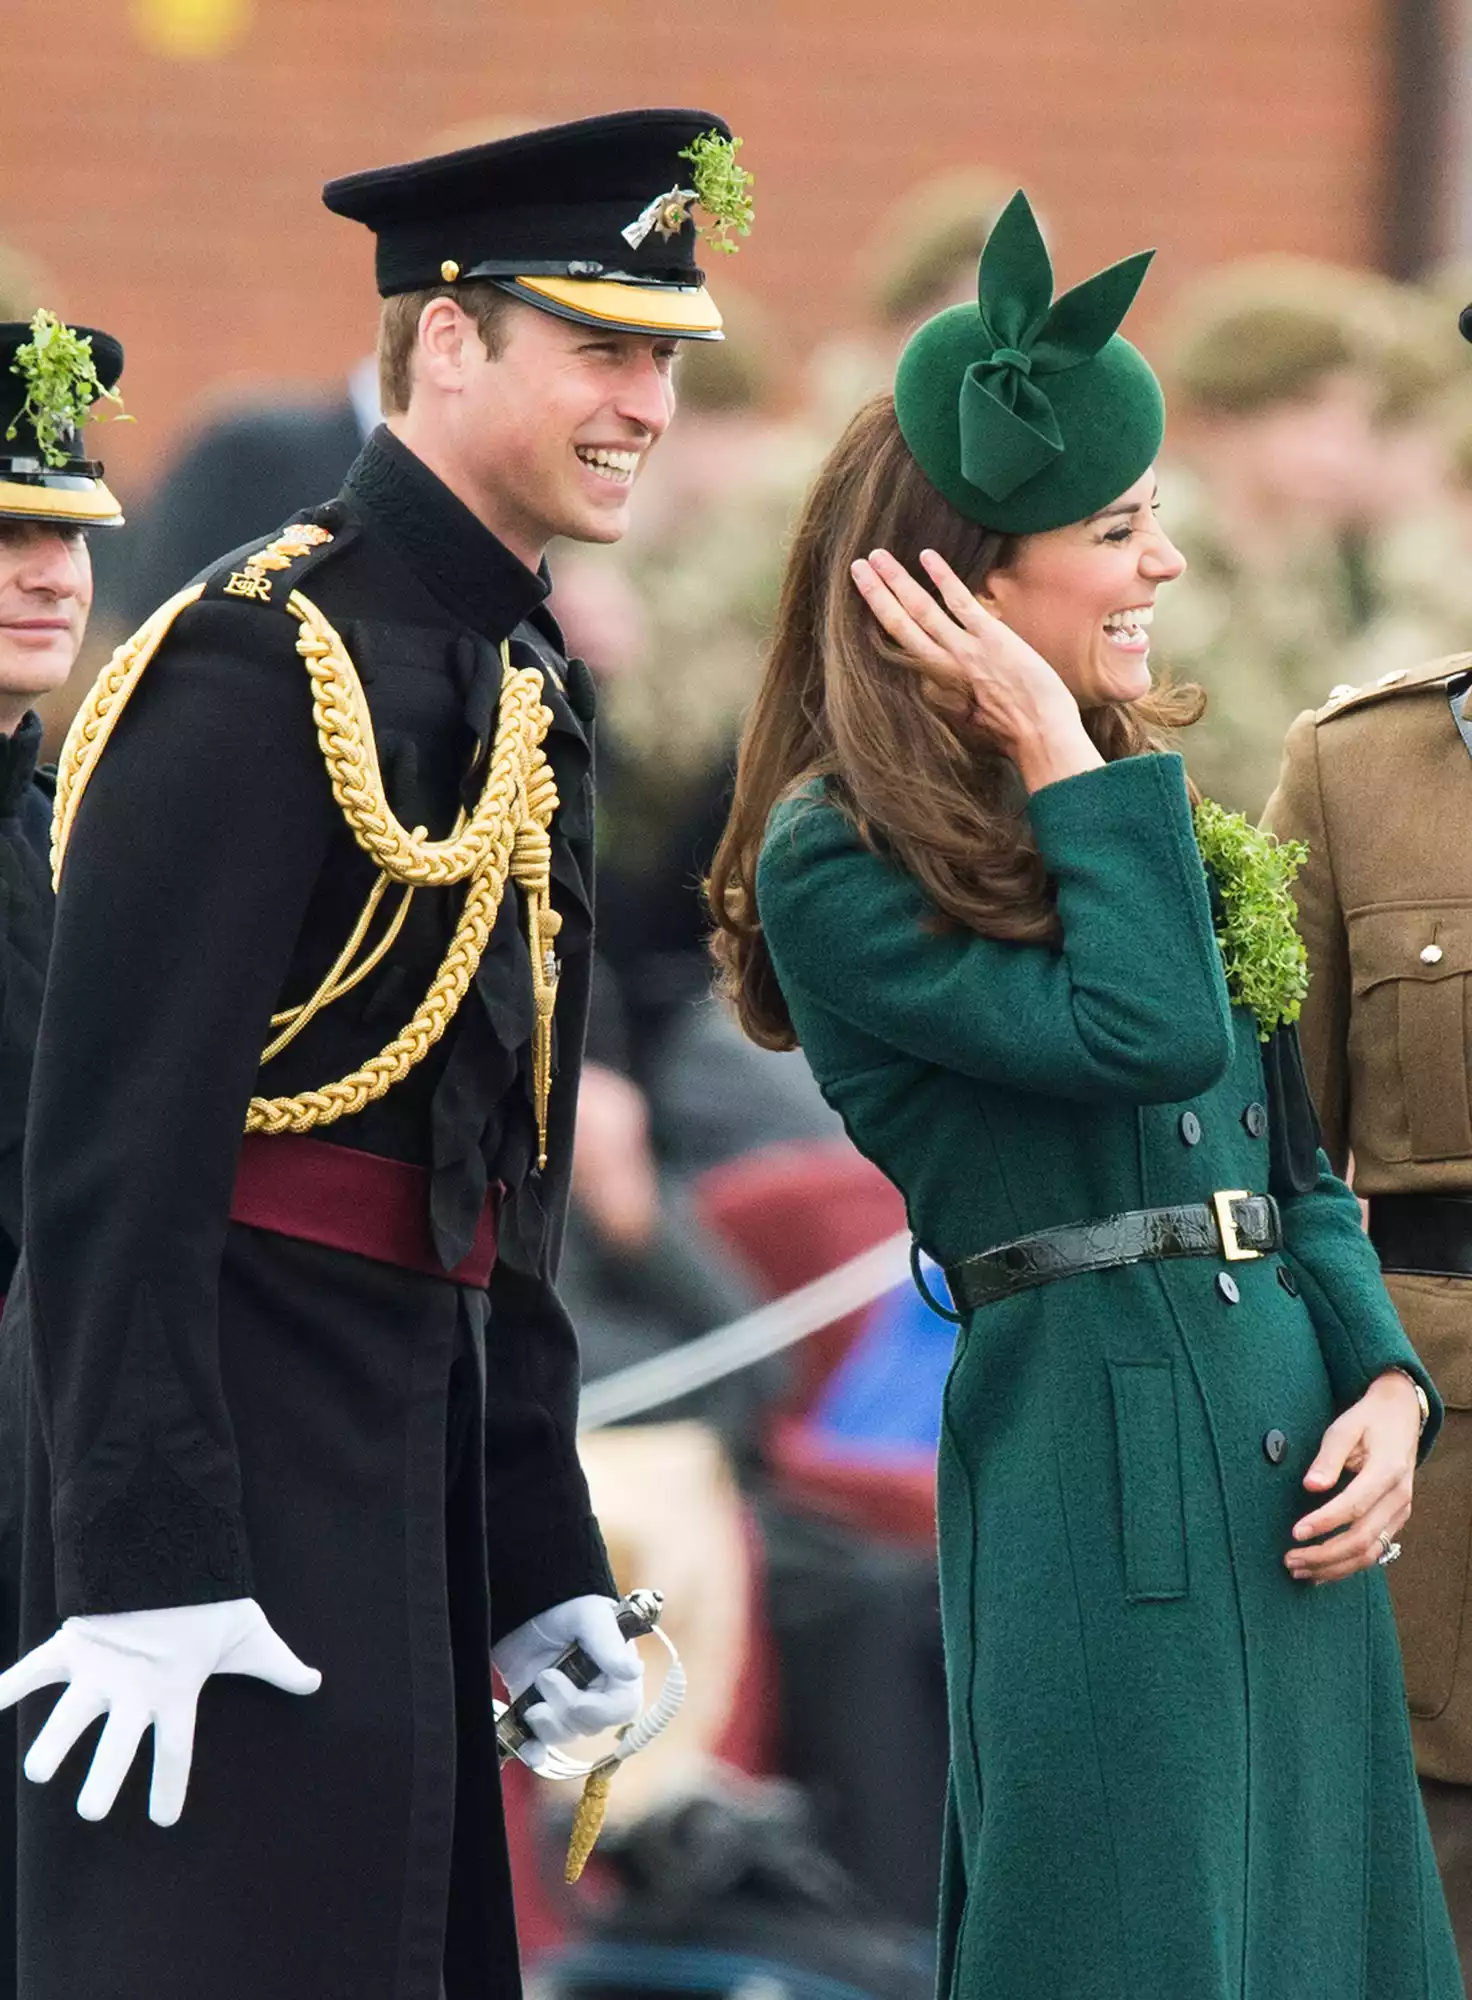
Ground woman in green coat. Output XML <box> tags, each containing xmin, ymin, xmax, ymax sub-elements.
<box><xmin>709</xmin><ymin>193</ymin><xmax>1461</xmax><ymax>1998</ymax></box>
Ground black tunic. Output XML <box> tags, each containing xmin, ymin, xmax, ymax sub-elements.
<box><xmin>0</xmin><ymin>429</ymin><xmax>613</xmax><ymax>2000</ymax></box>
<box><xmin>0</xmin><ymin>714</ymin><xmax>53</xmax><ymax>1299</ymax></box>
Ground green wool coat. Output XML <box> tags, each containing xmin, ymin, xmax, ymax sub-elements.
<box><xmin>756</xmin><ymin>753</ymin><xmax>1462</xmax><ymax>2000</ymax></box>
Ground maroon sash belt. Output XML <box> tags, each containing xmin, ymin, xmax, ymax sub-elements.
<box><xmin>229</xmin><ymin>1132</ymin><xmax>499</xmax><ymax>1287</ymax></box>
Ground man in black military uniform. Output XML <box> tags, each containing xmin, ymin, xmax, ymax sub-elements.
<box><xmin>0</xmin><ymin>111</ymin><xmax>749</xmax><ymax>2000</ymax></box>
<box><xmin>0</xmin><ymin>314</ymin><xmax>125</xmax><ymax>1305</ymax></box>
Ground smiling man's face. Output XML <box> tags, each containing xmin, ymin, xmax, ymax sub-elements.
<box><xmin>0</xmin><ymin>520</ymin><xmax>92</xmax><ymax>727</ymax></box>
<box><xmin>432</xmin><ymin>298</ymin><xmax>680</xmax><ymax>568</ymax></box>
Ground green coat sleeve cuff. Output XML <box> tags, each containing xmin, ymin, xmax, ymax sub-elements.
<box><xmin>1282</xmin><ymin>1155</ymin><xmax>1444</xmax><ymax>1460</ymax></box>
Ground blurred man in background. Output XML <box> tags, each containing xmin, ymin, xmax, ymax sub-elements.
<box><xmin>1343</xmin><ymin>372</ymin><xmax>1472</xmax><ymax>685</ymax></box>
<box><xmin>1151</xmin><ymin>264</ymin><xmax>1388</xmax><ymax>811</ymax></box>
<box><xmin>0</xmin><ymin>314</ymin><xmax>126</xmax><ymax>1301</ymax></box>
<box><xmin>805</xmin><ymin>169</ymin><xmax>1017</xmax><ymax>434</ymax></box>
<box><xmin>1150</xmin><ymin>258</ymin><xmax>1462</xmax><ymax>813</ymax></box>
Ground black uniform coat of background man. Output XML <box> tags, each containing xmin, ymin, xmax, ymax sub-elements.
<box><xmin>0</xmin><ymin>425</ymin><xmax>612</xmax><ymax>2000</ymax></box>
<box><xmin>0</xmin><ymin>716</ymin><xmax>51</xmax><ymax>1300</ymax></box>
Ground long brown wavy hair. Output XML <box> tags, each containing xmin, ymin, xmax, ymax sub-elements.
<box><xmin>708</xmin><ymin>394</ymin><xmax>1205</xmax><ymax>1050</ymax></box>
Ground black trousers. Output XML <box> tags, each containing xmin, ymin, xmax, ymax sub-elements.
<box><xmin>759</xmin><ymin>1501</ymin><xmax>949</xmax><ymax>1929</ymax></box>
<box><xmin>0</xmin><ymin>1234</ymin><xmax>519</xmax><ymax>2000</ymax></box>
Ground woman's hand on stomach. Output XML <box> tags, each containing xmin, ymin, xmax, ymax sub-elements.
<box><xmin>1285</xmin><ymin>1371</ymin><xmax>1422</xmax><ymax>1584</ymax></box>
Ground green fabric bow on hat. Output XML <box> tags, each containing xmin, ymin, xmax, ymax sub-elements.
<box><xmin>895</xmin><ymin>190</ymin><xmax>1166</xmax><ymax>535</ymax></box>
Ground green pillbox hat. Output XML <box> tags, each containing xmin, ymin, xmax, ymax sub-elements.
<box><xmin>894</xmin><ymin>190</ymin><xmax>1164</xmax><ymax>535</ymax></box>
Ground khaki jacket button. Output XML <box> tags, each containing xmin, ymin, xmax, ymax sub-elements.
<box><xmin>1421</xmin><ymin>944</ymin><xmax>1445</xmax><ymax>965</ymax></box>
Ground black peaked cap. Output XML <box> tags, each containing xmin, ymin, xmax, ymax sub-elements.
<box><xmin>323</xmin><ymin>108</ymin><xmax>733</xmax><ymax>297</ymax></box>
<box><xmin>0</xmin><ymin>322</ymin><xmax>126</xmax><ymax>527</ymax></box>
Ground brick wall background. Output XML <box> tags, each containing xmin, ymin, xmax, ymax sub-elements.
<box><xmin>2</xmin><ymin>0</ymin><xmax>1391</xmax><ymax>497</ymax></box>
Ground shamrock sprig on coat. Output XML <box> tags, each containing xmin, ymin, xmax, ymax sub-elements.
<box><xmin>1194</xmin><ymin>798</ymin><xmax>1309</xmax><ymax>1040</ymax></box>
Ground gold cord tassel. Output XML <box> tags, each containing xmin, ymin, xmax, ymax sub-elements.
<box><xmin>564</xmin><ymin>1764</ymin><xmax>617</xmax><ymax>1884</ymax></box>
<box><xmin>511</xmin><ymin>810</ymin><xmax>561</xmax><ymax>1169</ymax></box>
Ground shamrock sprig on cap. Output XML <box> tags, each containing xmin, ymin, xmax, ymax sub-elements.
<box><xmin>678</xmin><ymin>130</ymin><xmax>755</xmax><ymax>255</ymax></box>
<box><xmin>7</xmin><ymin>309</ymin><xmax>131</xmax><ymax>469</ymax></box>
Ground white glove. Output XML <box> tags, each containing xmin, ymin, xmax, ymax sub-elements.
<box><xmin>492</xmin><ymin>1594</ymin><xmax>643</xmax><ymax>1771</ymax></box>
<box><xmin>0</xmin><ymin>1597</ymin><xmax>321</xmax><ymax>1826</ymax></box>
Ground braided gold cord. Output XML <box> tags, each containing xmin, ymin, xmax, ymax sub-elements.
<box><xmin>52</xmin><ymin>582</ymin><xmax>207</xmax><ymax>886</ymax></box>
<box><xmin>52</xmin><ymin>562</ymin><xmax>563</xmax><ymax>1148</ymax></box>
<box><xmin>291</xmin><ymin>591</ymin><xmax>542</xmax><ymax>889</ymax></box>
<box><xmin>244</xmin><ymin>822</ymin><xmax>518</xmax><ymax>1133</ymax></box>
<box><xmin>246</xmin><ymin>630</ymin><xmax>556</xmax><ymax>1134</ymax></box>
<box><xmin>512</xmin><ymin>812</ymin><xmax>562</xmax><ymax>1168</ymax></box>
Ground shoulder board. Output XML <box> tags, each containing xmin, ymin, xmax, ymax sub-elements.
<box><xmin>198</xmin><ymin>504</ymin><xmax>355</xmax><ymax>612</ymax></box>
<box><xmin>1315</xmin><ymin>651</ymin><xmax>1472</xmax><ymax>723</ymax></box>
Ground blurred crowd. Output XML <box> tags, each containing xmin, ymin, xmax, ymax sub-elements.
<box><xmin>8</xmin><ymin>166</ymin><xmax>1472</xmax><ymax>1994</ymax></box>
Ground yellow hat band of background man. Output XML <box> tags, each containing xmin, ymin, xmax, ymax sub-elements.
<box><xmin>0</xmin><ymin>312</ymin><xmax>128</xmax><ymax>528</ymax></box>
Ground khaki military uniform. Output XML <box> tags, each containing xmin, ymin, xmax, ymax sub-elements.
<box><xmin>1264</xmin><ymin>655</ymin><xmax>1472</xmax><ymax>1968</ymax></box>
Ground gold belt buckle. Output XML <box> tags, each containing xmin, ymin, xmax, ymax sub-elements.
<box><xmin>1212</xmin><ymin>1189</ymin><xmax>1261</xmax><ymax>1262</ymax></box>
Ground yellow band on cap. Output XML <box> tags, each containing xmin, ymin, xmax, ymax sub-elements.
<box><xmin>512</xmin><ymin>276</ymin><xmax>723</xmax><ymax>337</ymax></box>
<box><xmin>0</xmin><ymin>478</ymin><xmax>124</xmax><ymax>525</ymax></box>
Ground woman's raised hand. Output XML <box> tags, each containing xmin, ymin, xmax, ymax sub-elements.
<box><xmin>850</xmin><ymin>547</ymin><xmax>1101</xmax><ymax>790</ymax></box>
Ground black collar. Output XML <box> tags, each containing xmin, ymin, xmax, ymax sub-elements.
<box><xmin>342</xmin><ymin>425</ymin><xmax>551</xmax><ymax>641</ymax></box>
<box><xmin>0</xmin><ymin>711</ymin><xmax>42</xmax><ymax>821</ymax></box>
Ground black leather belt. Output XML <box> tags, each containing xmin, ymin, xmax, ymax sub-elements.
<box><xmin>935</xmin><ymin>1191</ymin><xmax>1283</xmax><ymax>1315</ymax></box>
<box><xmin>1368</xmin><ymin>1194</ymin><xmax>1472</xmax><ymax>1279</ymax></box>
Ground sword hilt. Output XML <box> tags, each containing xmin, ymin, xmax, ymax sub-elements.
<box><xmin>496</xmin><ymin>1588</ymin><xmax>664</xmax><ymax>1765</ymax></box>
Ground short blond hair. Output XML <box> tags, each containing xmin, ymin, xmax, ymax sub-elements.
<box><xmin>377</xmin><ymin>281</ymin><xmax>515</xmax><ymax>415</ymax></box>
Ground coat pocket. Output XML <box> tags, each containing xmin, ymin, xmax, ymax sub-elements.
<box><xmin>1108</xmin><ymin>1359</ymin><xmax>1189</xmax><ymax>1601</ymax></box>
<box><xmin>1346</xmin><ymin>902</ymin><xmax>1472</xmax><ymax>1163</ymax></box>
